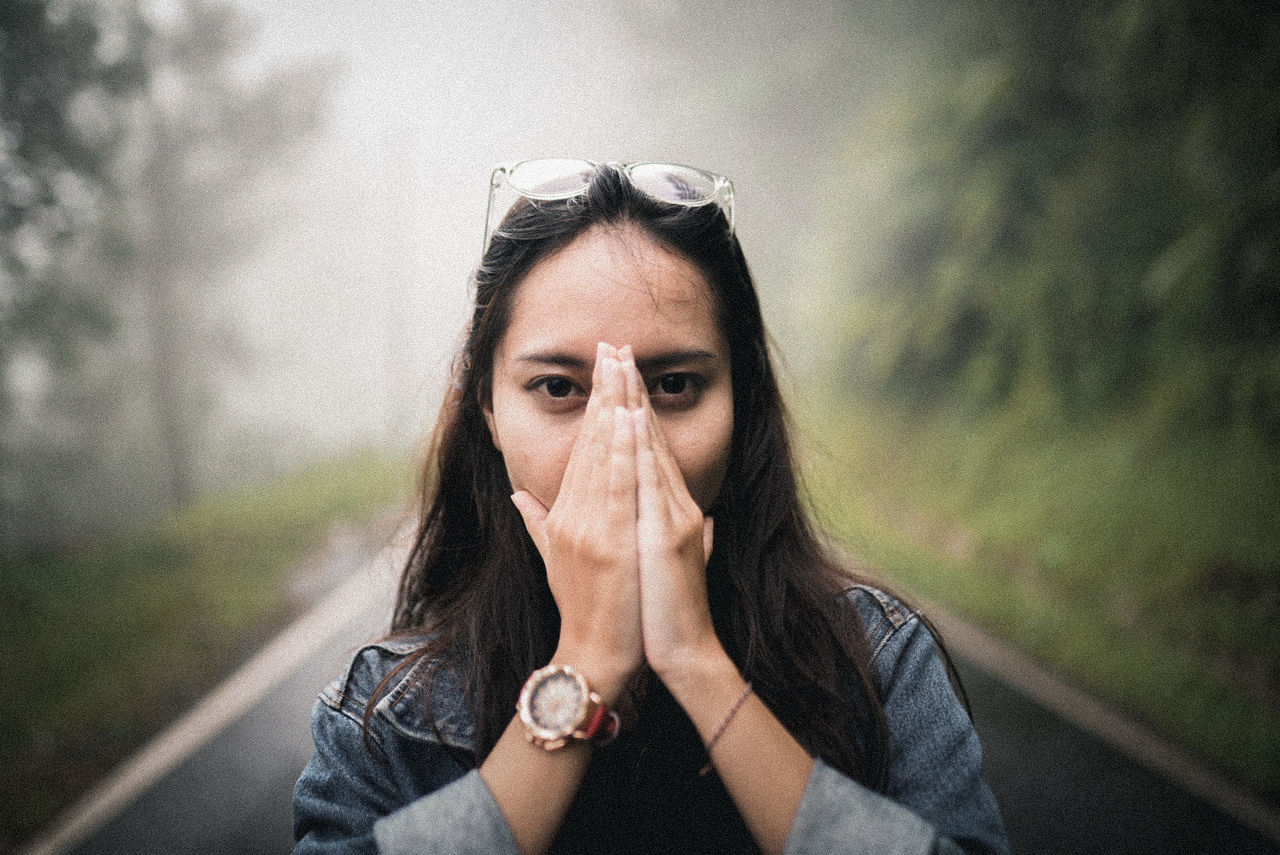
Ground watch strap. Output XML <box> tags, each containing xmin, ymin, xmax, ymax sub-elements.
<box><xmin>576</xmin><ymin>696</ymin><xmax>621</xmax><ymax>745</ymax></box>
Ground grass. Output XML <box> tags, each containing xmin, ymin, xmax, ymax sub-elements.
<box><xmin>794</xmin><ymin>391</ymin><xmax>1280</xmax><ymax>802</ymax></box>
<box><xmin>0</xmin><ymin>448</ymin><xmax>414</xmax><ymax>850</ymax></box>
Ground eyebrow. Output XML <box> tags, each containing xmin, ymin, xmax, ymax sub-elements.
<box><xmin>513</xmin><ymin>348</ymin><xmax>720</xmax><ymax>373</ymax></box>
<box><xmin>636</xmin><ymin>349</ymin><xmax>719</xmax><ymax>374</ymax></box>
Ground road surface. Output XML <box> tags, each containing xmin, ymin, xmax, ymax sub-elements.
<box><xmin>32</xmin><ymin>540</ymin><xmax>1280</xmax><ymax>855</ymax></box>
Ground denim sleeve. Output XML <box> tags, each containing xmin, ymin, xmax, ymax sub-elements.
<box><xmin>783</xmin><ymin>609</ymin><xmax>1009</xmax><ymax>855</ymax></box>
<box><xmin>292</xmin><ymin>689</ymin><xmax>519</xmax><ymax>854</ymax></box>
<box><xmin>374</xmin><ymin>771</ymin><xmax>517</xmax><ymax>855</ymax></box>
<box><xmin>292</xmin><ymin>694</ymin><xmax>396</xmax><ymax>854</ymax></box>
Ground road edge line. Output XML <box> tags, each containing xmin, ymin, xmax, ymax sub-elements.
<box><xmin>924</xmin><ymin>600</ymin><xmax>1280</xmax><ymax>845</ymax></box>
<box><xmin>18</xmin><ymin>540</ymin><xmax>404</xmax><ymax>855</ymax></box>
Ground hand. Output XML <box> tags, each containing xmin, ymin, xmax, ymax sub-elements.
<box><xmin>626</xmin><ymin>360</ymin><xmax>720</xmax><ymax>681</ymax></box>
<box><xmin>510</xmin><ymin>343</ymin><xmax>643</xmax><ymax>699</ymax></box>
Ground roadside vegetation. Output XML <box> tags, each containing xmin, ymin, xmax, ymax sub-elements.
<box><xmin>790</xmin><ymin>0</ymin><xmax>1279</xmax><ymax>804</ymax></box>
<box><xmin>0</xmin><ymin>449</ymin><xmax>412</xmax><ymax>850</ymax></box>
<box><xmin>796</xmin><ymin>397</ymin><xmax>1279</xmax><ymax>801</ymax></box>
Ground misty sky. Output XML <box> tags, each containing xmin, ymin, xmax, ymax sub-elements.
<box><xmin>209</xmin><ymin>0</ymin><xmax>907</xmax><ymax>470</ymax></box>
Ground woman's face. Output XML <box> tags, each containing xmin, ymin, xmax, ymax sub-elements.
<box><xmin>483</xmin><ymin>224</ymin><xmax>733</xmax><ymax>512</ymax></box>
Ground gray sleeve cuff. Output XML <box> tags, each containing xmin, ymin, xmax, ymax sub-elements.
<box><xmin>373</xmin><ymin>769</ymin><xmax>519</xmax><ymax>855</ymax></box>
<box><xmin>783</xmin><ymin>759</ymin><xmax>938</xmax><ymax>855</ymax></box>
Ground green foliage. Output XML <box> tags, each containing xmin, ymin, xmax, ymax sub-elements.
<box><xmin>798</xmin><ymin>397</ymin><xmax>1280</xmax><ymax>799</ymax></box>
<box><xmin>797</xmin><ymin>1</ymin><xmax>1280</xmax><ymax>795</ymax></box>
<box><xmin>0</xmin><ymin>448</ymin><xmax>411</xmax><ymax>850</ymax></box>
<box><xmin>819</xmin><ymin>0</ymin><xmax>1280</xmax><ymax>435</ymax></box>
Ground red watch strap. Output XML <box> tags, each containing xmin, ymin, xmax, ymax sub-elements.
<box><xmin>581</xmin><ymin>701</ymin><xmax>621</xmax><ymax>744</ymax></box>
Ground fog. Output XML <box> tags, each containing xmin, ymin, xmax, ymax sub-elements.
<box><xmin>9</xmin><ymin>6</ymin><xmax>1278</xmax><ymax>845</ymax></box>
<box><xmin>208</xmin><ymin>0</ymin><xmax>907</xmax><ymax>473</ymax></box>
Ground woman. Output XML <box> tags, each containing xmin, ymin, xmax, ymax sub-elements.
<box><xmin>292</xmin><ymin>160</ymin><xmax>1009</xmax><ymax>854</ymax></box>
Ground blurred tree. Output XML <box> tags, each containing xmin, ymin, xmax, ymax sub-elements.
<box><xmin>104</xmin><ymin>0</ymin><xmax>335</xmax><ymax>506</ymax></box>
<box><xmin>1</xmin><ymin>0</ymin><xmax>335</xmax><ymax>553</ymax></box>
<box><xmin>1</xmin><ymin>0</ymin><xmax>147</xmax><ymax>552</ymax></box>
<box><xmin>820</xmin><ymin>0</ymin><xmax>1280</xmax><ymax>436</ymax></box>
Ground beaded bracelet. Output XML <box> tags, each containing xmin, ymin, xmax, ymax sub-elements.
<box><xmin>697</xmin><ymin>682</ymin><xmax>754</xmax><ymax>777</ymax></box>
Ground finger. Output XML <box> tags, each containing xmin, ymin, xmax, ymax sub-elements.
<box><xmin>617</xmin><ymin>345</ymin><xmax>640</xmax><ymax>411</ymax></box>
<box><xmin>632</xmin><ymin>406</ymin><xmax>665</xmax><ymax>526</ymax></box>
<box><xmin>584</xmin><ymin>375</ymin><xmax>616</xmax><ymax>482</ymax></box>
<box><xmin>637</xmin><ymin>391</ymin><xmax>689</xmax><ymax>509</ymax></box>
<box><xmin>581</xmin><ymin>342</ymin><xmax>613</xmax><ymax>427</ymax></box>
<box><xmin>642</xmin><ymin>401</ymin><xmax>677</xmax><ymax>472</ymax></box>
<box><xmin>560</xmin><ymin>344</ymin><xmax>616</xmax><ymax>503</ymax></box>
<box><xmin>630</xmin><ymin>377</ymin><xmax>666</xmax><ymax>489</ymax></box>
<box><xmin>599</xmin><ymin>343</ymin><xmax>623</xmax><ymax>410</ymax></box>
<box><xmin>607</xmin><ymin>405</ymin><xmax>637</xmax><ymax>529</ymax></box>
<box><xmin>558</xmin><ymin>343</ymin><xmax>611</xmax><ymax>496</ymax></box>
<box><xmin>510</xmin><ymin>490</ymin><xmax>550</xmax><ymax>555</ymax></box>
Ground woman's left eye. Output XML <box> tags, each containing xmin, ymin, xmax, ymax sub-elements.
<box><xmin>540</xmin><ymin>377</ymin><xmax>576</xmax><ymax>398</ymax></box>
<box><xmin>649</xmin><ymin>373</ymin><xmax>703</xmax><ymax>405</ymax></box>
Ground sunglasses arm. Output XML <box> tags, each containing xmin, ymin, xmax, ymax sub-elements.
<box><xmin>482</xmin><ymin>165</ymin><xmax>509</xmax><ymax>255</ymax></box>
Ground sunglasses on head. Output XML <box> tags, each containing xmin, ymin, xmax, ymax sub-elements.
<box><xmin>483</xmin><ymin>158</ymin><xmax>735</xmax><ymax>252</ymax></box>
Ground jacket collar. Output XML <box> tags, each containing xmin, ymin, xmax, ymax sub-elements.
<box><xmin>365</xmin><ymin>638</ymin><xmax>478</xmax><ymax>752</ymax></box>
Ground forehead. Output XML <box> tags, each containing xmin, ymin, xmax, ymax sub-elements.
<box><xmin>501</xmin><ymin>225</ymin><xmax>724</xmax><ymax>357</ymax></box>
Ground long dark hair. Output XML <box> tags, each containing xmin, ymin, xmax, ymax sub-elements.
<box><xmin>378</xmin><ymin>164</ymin><xmax>891</xmax><ymax>788</ymax></box>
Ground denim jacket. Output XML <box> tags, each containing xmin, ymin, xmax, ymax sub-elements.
<box><xmin>293</xmin><ymin>586</ymin><xmax>1009</xmax><ymax>854</ymax></box>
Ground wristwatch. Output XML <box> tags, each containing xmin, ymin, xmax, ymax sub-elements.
<box><xmin>517</xmin><ymin>664</ymin><xmax>621</xmax><ymax>750</ymax></box>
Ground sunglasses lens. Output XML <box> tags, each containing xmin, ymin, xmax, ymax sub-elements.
<box><xmin>506</xmin><ymin>158</ymin><xmax>595</xmax><ymax>198</ymax></box>
<box><xmin>628</xmin><ymin>163</ymin><xmax>719</xmax><ymax>205</ymax></box>
<box><xmin>485</xmin><ymin>159</ymin><xmax>734</xmax><ymax>254</ymax></box>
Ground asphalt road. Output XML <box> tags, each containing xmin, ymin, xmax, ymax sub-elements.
<box><xmin>51</xmin><ymin>546</ymin><xmax>1280</xmax><ymax>855</ymax></box>
<box><xmin>958</xmin><ymin>660</ymin><xmax>1278</xmax><ymax>854</ymax></box>
<box><xmin>62</xmin><ymin>567</ymin><xmax>388</xmax><ymax>855</ymax></box>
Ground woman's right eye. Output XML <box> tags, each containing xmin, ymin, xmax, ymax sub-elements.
<box><xmin>528</xmin><ymin>376</ymin><xmax>583</xmax><ymax>402</ymax></box>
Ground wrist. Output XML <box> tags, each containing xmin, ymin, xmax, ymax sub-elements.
<box><xmin>548</xmin><ymin>644</ymin><xmax>635</xmax><ymax>705</ymax></box>
<box><xmin>652</xmin><ymin>637</ymin><xmax>736</xmax><ymax>700</ymax></box>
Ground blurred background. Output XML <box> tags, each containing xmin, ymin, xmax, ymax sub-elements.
<box><xmin>2</xmin><ymin>0</ymin><xmax>1277</xmax><ymax>849</ymax></box>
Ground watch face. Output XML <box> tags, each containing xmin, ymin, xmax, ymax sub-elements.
<box><xmin>528</xmin><ymin>669</ymin><xmax>585</xmax><ymax>734</ymax></box>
